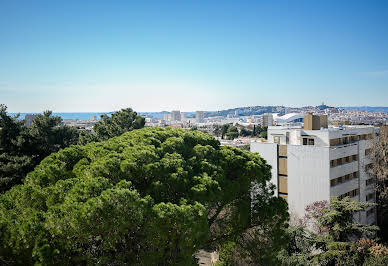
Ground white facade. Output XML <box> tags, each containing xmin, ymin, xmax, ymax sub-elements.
<box><xmin>196</xmin><ymin>111</ymin><xmax>205</xmax><ymax>123</ymax></box>
<box><xmin>170</xmin><ymin>110</ymin><xmax>181</xmax><ymax>121</ymax></box>
<box><xmin>251</xmin><ymin>125</ymin><xmax>377</xmax><ymax>224</ymax></box>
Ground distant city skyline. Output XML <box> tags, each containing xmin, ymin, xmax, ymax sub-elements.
<box><xmin>1</xmin><ymin>0</ymin><xmax>388</xmax><ymax>112</ymax></box>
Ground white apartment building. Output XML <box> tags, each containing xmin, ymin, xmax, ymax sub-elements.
<box><xmin>196</xmin><ymin>111</ymin><xmax>205</xmax><ymax>123</ymax></box>
<box><xmin>171</xmin><ymin>110</ymin><xmax>181</xmax><ymax>122</ymax></box>
<box><xmin>251</xmin><ymin>114</ymin><xmax>377</xmax><ymax>225</ymax></box>
<box><xmin>24</xmin><ymin>114</ymin><xmax>37</xmax><ymax>127</ymax></box>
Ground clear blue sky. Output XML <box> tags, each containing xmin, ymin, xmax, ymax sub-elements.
<box><xmin>1</xmin><ymin>0</ymin><xmax>387</xmax><ymax>112</ymax></box>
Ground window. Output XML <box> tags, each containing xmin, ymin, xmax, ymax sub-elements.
<box><xmin>367</xmin><ymin>208</ymin><xmax>375</xmax><ymax>217</ymax></box>
<box><xmin>352</xmin><ymin>154</ymin><xmax>358</xmax><ymax>161</ymax></box>
<box><xmin>365</xmin><ymin>148</ymin><xmax>372</xmax><ymax>156</ymax></box>
<box><xmin>366</xmin><ymin>193</ymin><xmax>375</xmax><ymax>201</ymax></box>
<box><xmin>353</xmin><ymin>172</ymin><xmax>359</xmax><ymax>179</ymax></box>
<box><xmin>339</xmin><ymin>188</ymin><xmax>359</xmax><ymax>199</ymax></box>
<box><xmin>365</xmin><ymin>163</ymin><xmax>373</xmax><ymax>172</ymax></box>
<box><xmin>303</xmin><ymin>137</ymin><xmax>314</xmax><ymax>145</ymax></box>
<box><xmin>330</xmin><ymin>160</ymin><xmax>335</xmax><ymax>167</ymax></box>
<box><xmin>345</xmin><ymin>156</ymin><xmax>350</xmax><ymax>163</ymax></box>
<box><xmin>366</xmin><ymin>178</ymin><xmax>375</xmax><ymax>186</ymax></box>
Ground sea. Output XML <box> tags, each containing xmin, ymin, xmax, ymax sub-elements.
<box><xmin>11</xmin><ymin>113</ymin><xmax>110</xmax><ymax>120</ymax></box>
<box><xmin>10</xmin><ymin>112</ymin><xmax>181</xmax><ymax>120</ymax></box>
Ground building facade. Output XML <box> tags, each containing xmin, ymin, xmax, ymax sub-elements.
<box><xmin>171</xmin><ymin>110</ymin><xmax>181</xmax><ymax>122</ymax></box>
<box><xmin>24</xmin><ymin>114</ymin><xmax>37</xmax><ymax>127</ymax></box>
<box><xmin>251</xmin><ymin>114</ymin><xmax>377</xmax><ymax>224</ymax></box>
<box><xmin>196</xmin><ymin>111</ymin><xmax>205</xmax><ymax>123</ymax></box>
<box><xmin>261</xmin><ymin>113</ymin><xmax>273</xmax><ymax>127</ymax></box>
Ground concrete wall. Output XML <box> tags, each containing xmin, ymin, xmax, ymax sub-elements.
<box><xmin>250</xmin><ymin>142</ymin><xmax>278</xmax><ymax>195</ymax></box>
<box><xmin>287</xmin><ymin>145</ymin><xmax>331</xmax><ymax>219</ymax></box>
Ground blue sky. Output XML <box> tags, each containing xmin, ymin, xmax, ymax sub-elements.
<box><xmin>1</xmin><ymin>0</ymin><xmax>387</xmax><ymax>112</ymax></box>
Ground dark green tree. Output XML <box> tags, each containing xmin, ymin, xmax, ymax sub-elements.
<box><xmin>213</xmin><ymin>124</ymin><xmax>221</xmax><ymax>137</ymax></box>
<box><xmin>277</xmin><ymin>197</ymin><xmax>380</xmax><ymax>266</ymax></box>
<box><xmin>0</xmin><ymin>107</ymin><xmax>79</xmax><ymax>193</ymax></box>
<box><xmin>26</xmin><ymin>111</ymin><xmax>79</xmax><ymax>165</ymax></box>
<box><xmin>0</xmin><ymin>105</ymin><xmax>31</xmax><ymax>192</ymax></box>
<box><xmin>0</xmin><ymin>127</ymin><xmax>288</xmax><ymax>265</ymax></box>
<box><xmin>239</xmin><ymin>127</ymin><xmax>252</xmax><ymax>137</ymax></box>
<box><xmin>221</xmin><ymin>124</ymin><xmax>230</xmax><ymax>139</ymax></box>
<box><xmin>370</xmin><ymin>125</ymin><xmax>388</xmax><ymax>241</ymax></box>
<box><xmin>92</xmin><ymin>108</ymin><xmax>145</xmax><ymax>142</ymax></box>
<box><xmin>226</xmin><ymin>126</ymin><xmax>239</xmax><ymax>140</ymax></box>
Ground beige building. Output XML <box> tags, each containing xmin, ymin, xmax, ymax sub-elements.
<box><xmin>261</xmin><ymin>113</ymin><xmax>273</xmax><ymax>127</ymax></box>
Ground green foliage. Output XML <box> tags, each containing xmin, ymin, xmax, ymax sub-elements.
<box><xmin>370</xmin><ymin>126</ymin><xmax>388</xmax><ymax>242</ymax></box>
<box><xmin>252</xmin><ymin>125</ymin><xmax>267</xmax><ymax>138</ymax></box>
<box><xmin>82</xmin><ymin>107</ymin><xmax>145</xmax><ymax>143</ymax></box>
<box><xmin>226</xmin><ymin>126</ymin><xmax>239</xmax><ymax>140</ymax></box>
<box><xmin>276</xmin><ymin>225</ymin><xmax>314</xmax><ymax>265</ymax></box>
<box><xmin>213</xmin><ymin>124</ymin><xmax>222</xmax><ymax>137</ymax></box>
<box><xmin>0</xmin><ymin>127</ymin><xmax>287</xmax><ymax>264</ymax></box>
<box><xmin>239</xmin><ymin>128</ymin><xmax>252</xmax><ymax>137</ymax></box>
<box><xmin>0</xmin><ymin>106</ymin><xmax>144</xmax><ymax>193</ymax></box>
<box><xmin>27</xmin><ymin>111</ymin><xmax>79</xmax><ymax>164</ymax></box>
<box><xmin>0</xmin><ymin>106</ymin><xmax>79</xmax><ymax>193</ymax></box>
<box><xmin>316</xmin><ymin>197</ymin><xmax>378</xmax><ymax>242</ymax></box>
<box><xmin>221</xmin><ymin>124</ymin><xmax>231</xmax><ymax>139</ymax></box>
<box><xmin>278</xmin><ymin>197</ymin><xmax>381</xmax><ymax>266</ymax></box>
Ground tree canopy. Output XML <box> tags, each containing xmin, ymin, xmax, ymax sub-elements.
<box><xmin>0</xmin><ymin>106</ymin><xmax>145</xmax><ymax>193</ymax></box>
<box><xmin>0</xmin><ymin>127</ymin><xmax>288</xmax><ymax>265</ymax></box>
<box><xmin>276</xmin><ymin>197</ymin><xmax>381</xmax><ymax>266</ymax></box>
<box><xmin>0</xmin><ymin>106</ymin><xmax>79</xmax><ymax>193</ymax></box>
<box><xmin>79</xmin><ymin>108</ymin><xmax>145</xmax><ymax>144</ymax></box>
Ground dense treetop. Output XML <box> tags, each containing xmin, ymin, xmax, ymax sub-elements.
<box><xmin>0</xmin><ymin>127</ymin><xmax>287</xmax><ymax>265</ymax></box>
<box><xmin>0</xmin><ymin>106</ymin><xmax>145</xmax><ymax>193</ymax></box>
<box><xmin>0</xmin><ymin>105</ymin><xmax>79</xmax><ymax>193</ymax></box>
<box><xmin>79</xmin><ymin>107</ymin><xmax>145</xmax><ymax>144</ymax></box>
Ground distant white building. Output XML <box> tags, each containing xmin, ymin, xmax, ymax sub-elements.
<box><xmin>25</xmin><ymin>114</ymin><xmax>37</xmax><ymax>127</ymax></box>
<box><xmin>196</xmin><ymin>111</ymin><xmax>205</xmax><ymax>123</ymax></box>
<box><xmin>163</xmin><ymin>113</ymin><xmax>171</xmax><ymax>121</ymax></box>
<box><xmin>181</xmin><ymin>113</ymin><xmax>186</xmax><ymax>122</ymax></box>
<box><xmin>171</xmin><ymin>110</ymin><xmax>181</xmax><ymax>121</ymax></box>
<box><xmin>251</xmin><ymin>114</ymin><xmax>377</xmax><ymax>225</ymax></box>
<box><xmin>273</xmin><ymin>113</ymin><xmax>304</xmax><ymax>125</ymax></box>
